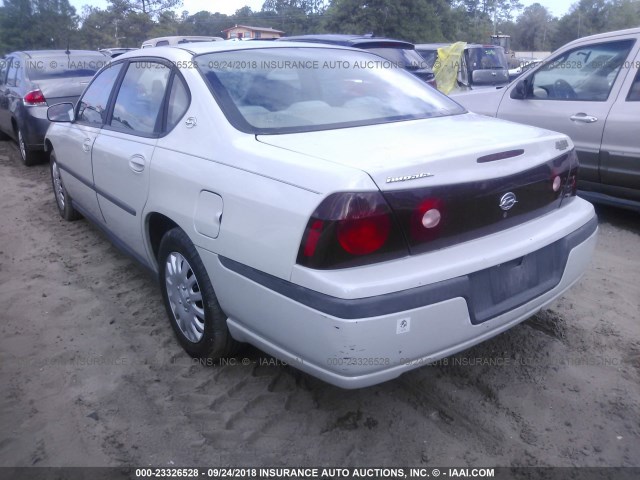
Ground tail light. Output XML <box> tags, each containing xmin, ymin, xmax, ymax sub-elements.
<box><xmin>564</xmin><ymin>149</ymin><xmax>579</xmax><ymax>198</ymax></box>
<box><xmin>555</xmin><ymin>148</ymin><xmax>578</xmax><ymax>205</ymax></box>
<box><xmin>24</xmin><ymin>89</ymin><xmax>47</xmax><ymax>106</ymax></box>
<box><xmin>297</xmin><ymin>192</ymin><xmax>407</xmax><ymax>269</ymax></box>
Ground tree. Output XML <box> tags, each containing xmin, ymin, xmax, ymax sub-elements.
<box><xmin>0</xmin><ymin>0</ymin><xmax>78</xmax><ymax>52</ymax></box>
<box><xmin>513</xmin><ymin>3</ymin><xmax>555</xmax><ymax>51</ymax></box>
<box><xmin>179</xmin><ymin>11</ymin><xmax>230</xmax><ymax>36</ymax></box>
<box><xmin>552</xmin><ymin>0</ymin><xmax>610</xmax><ymax>48</ymax></box>
<box><xmin>119</xmin><ymin>0</ymin><xmax>183</xmax><ymax>16</ymax></box>
<box><xmin>322</xmin><ymin>0</ymin><xmax>451</xmax><ymax>42</ymax></box>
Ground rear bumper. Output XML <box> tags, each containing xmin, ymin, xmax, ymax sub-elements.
<box><xmin>20</xmin><ymin>106</ymin><xmax>50</xmax><ymax>150</ymax></box>
<box><xmin>199</xmin><ymin>198</ymin><xmax>597</xmax><ymax>388</ymax></box>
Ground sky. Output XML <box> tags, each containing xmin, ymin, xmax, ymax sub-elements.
<box><xmin>69</xmin><ymin>0</ymin><xmax>578</xmax><ymax>19</ymax></box>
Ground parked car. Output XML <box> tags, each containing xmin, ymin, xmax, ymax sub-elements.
<box><xmin>454</xmin><ymin>27</ymin><xmax>640</xmax><ymax>211</ymax></box>
<box><xmin>141</xmin><ymin>36</ymin><xmax>223</xmax><ymax>48</ymax></box>
<box><xmin>278</xmin><ymin>34</ymin><xmax>437</xmax><ymax>87</ymax></box>
<box><xmin>0</xmin><ymin>49</ymin><xmax>110</xmax><ymax>165</ymax></box>
<box><xmin>508</xmin><ymin>58</ymin><xmax>544</xmax><ymax>82</ymax></box>
<box><xmin>44</xmin><ymin>41</ymin><xmax>596</xmax><ymax>388</ymax></box>
<box><xmin>415</xmin><ymin>43</ymin><xmax>510</xmax><ymax>90</ymax></box>
<box><xmin>99</xmin><ymin>47</ymin><xmax>137</xmax><ymax>58</ymax></box>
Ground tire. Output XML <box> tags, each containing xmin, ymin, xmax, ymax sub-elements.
<box><xmin>17</xmin><ymin>127</ymin><xmax>41</xmax><ymax>166</ymax></box>
<box><xmin>50</xmin><ymin>151</ymin><xmax>81</xmax><ymax>221</ymax></box>
<box><xmin>158</xmin><ymin>228</ymin><xmax>240</xmax><ymax>359</ymax></box>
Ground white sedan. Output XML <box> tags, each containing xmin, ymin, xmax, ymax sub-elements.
<box><xmin>44</xmin><ymin>41</ymin><xmax>597</xmax><ymax>388</ymax></box>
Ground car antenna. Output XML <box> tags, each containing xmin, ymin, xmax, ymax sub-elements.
<box><xmin>65</xmin><ymin>38</ymin><xmax>70</xmax><ymax>55</ymax></box>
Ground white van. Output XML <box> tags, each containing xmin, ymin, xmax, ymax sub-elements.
<box><xmin>141</xmin><ymin>36</ymin><xmax>223</xmax><ymax>48</ymax></box>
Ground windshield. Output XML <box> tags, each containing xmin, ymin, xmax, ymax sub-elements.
<box><xmin>196</xmin><ymin>47</ymin><xmax>463</xmax><ymax>134</ymax></box>
<box><xmin>465</xmin><ymin>47</ymin><xmax>508</xmax><ymax>71</ymax></box>
<box><xmin>27</xmin><ymin>55</ymin><xmax>108</xmax><ymax>80</ymax></box>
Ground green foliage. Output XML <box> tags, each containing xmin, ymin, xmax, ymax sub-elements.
<box><xmin>0</xmin><ymin>0</ymin><xmax>78</xmax><ymax>53</ymax></box>
<box><xmin>512</xmin><ymin>3</ymin><xmax>557</xmax><ymax>51</ymax></box>
<box><xmin>321</xmin><ymin>0</ymin><xmax>450</xmax><ymax>42</ymax></box>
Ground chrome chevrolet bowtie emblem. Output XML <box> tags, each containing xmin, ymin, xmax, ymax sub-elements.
<box><xmin>499</xmin><ymin>192</ymin><xmax>517</xmax><ymax>211</ymax></box>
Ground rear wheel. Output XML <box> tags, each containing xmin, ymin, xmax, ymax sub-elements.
<box><xmin>50</xmin><ymin>150</ymin><xmax>81</xmax><ymax>221</ymax></box>
<box><xmin>17</xmin><ymin>127</ymin><xmax>41</xmax><ymax>166</ymax></box>
<box><xmin>158</xmin><ymin>228</ymin><xmax>240</xmax><ymax>359</ymax></box>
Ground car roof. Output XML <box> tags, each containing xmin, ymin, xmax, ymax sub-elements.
<box><xmin>9</xmin><ymin>50</ymin><xmax>110</xmax><ymax>58</ymax></box>
<box><xmin>278</xmin><ymin>34</ymin><xmax>415</xmax><ymax>49</ymax></box>
<box><xmin>115</xmin><ymin>40</ymin><xmax>359</xmax><ymax>61</ymax></box>
<box><xmin>559</xmin><ymin>26</ymin><xmax>640</xmax><ymax>49</ymax></box>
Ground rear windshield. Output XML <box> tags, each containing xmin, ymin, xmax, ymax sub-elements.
<box><xmin>364</xmin><ymin>47</ymin><xmax>430</xmax><ymax>70</ymax></box>
<box><xmin>465</xmin><ymin>47</ymin><xmax>508</xmax><ymax>71</ymax></box>
<box><xmin>416</xmin><ymin>49</ymin><xmax>438</xmax><ymax>69</ymax></box>
<box><xmin>27</xmin><ymin>55</ymin><xmax>108</xmax><ymax>80</ymax></box>
<box><xmin>196</xmin><ymin>47</ymin><xmax>464</xmax><ymax>134</ymax></box>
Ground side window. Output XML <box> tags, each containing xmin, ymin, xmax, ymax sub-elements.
<box><xmin>6</xmin><ymin>59</ymin><xmax>19</xmax><ymax>87</ymax></box>
<box><xmin>156</xmin><ymin>40</ymin><xmax>169</xmax><ymax>46</ymax></box>
<box><xmin>110</xmin><ymin>62</ymin><xmax>170</xmax><ymax>134</ymax></box>
<box><xmin>627</xmin><ymin>70</ymin><xmax>640</xmax><ymax>101</ymax></box>
<box><xmin>531</xmin><ymin>39</ymin><xmax>634</xmax><ymax>101</ymax></box>
<box><xmin>166</xmin><ymin>75</ymin><xmax>189</xmax><ymax>130</ymax></box>
<box><xmin>77</xmin><ymin>63</ymin><xmax>124</xmax><ymax>125</ymax></box>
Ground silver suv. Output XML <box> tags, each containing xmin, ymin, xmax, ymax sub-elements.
<box><xmin>454</xmin><ymin>27</ymin><xmax>640</xmax><ymax>211</ymax></box>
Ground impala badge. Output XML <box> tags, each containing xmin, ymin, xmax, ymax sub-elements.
<box><xmin>386</xmin><ymin>172</ymin><xmax>434</xmax><ymax>184</ymax></box>
<box><xmin>499</xmin><ymin>192</ymin><xmax>517</xmax><ymax>211</ymax></box>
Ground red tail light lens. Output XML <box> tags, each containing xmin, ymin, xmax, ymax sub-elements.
<box><xmin>24</xmin><ymin>89</ymin><xmax>47</xmax><ymax>106</ymax></box>
<box><xmin>337</xmin><ymin>213</ymin><xmax>391</xmax><ymax>255</ymax></box>
<box><xmin>297</xmin><ymin>192</ymin><xmax>407</xmax><ymax>269</ymax></box>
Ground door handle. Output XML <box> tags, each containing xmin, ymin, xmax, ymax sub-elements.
<box><xmin>129</xmin><ymin>155</ymin><xmax>146</xmax><ymax>173</ymax></box>
<box><xmin>570</xmin><ymin>113</ymin><xmax>598</xmax><ymax>123</ymax></box>
<box><xmin>82</xmin><ymin>138</ymin><xmax>92</xmax><ymax>152</ymax></box>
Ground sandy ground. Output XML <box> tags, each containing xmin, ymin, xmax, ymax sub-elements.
<box><xmin>0</xmin><ymin>138</ymin><xmax>639</xmax><ymax>469</ymax></box>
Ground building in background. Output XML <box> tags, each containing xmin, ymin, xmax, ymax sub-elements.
<box><xmin>222</xmin><ymin>25</ymin><xmax>284</xmax><ymax>40</ymax></box>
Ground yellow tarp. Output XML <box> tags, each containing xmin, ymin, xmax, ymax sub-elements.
<box><xmin>433</xmin><ymin>41</ymin><xmax>466</xmax><ymax>95</ymax></box>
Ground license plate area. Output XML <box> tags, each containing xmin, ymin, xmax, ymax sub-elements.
<box><xmin>467</xmin><ymin>241</ymin><xmax>564</xmax><ymax>324</ymax></box>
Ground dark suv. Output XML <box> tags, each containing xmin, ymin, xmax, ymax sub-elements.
<box><xmin>415</xmin><ymin>43</ymin><xmax>509</xmax><ymax>90</ymax></box>
<box><xmin>278</xmin><ymin>34</ymin><xmax>437</xmax><ymax>88</ymax></box>
<box><xmin>0</xmin><ymin>50</ymin><xmax>110</xmax><ymax>165</ymax></box>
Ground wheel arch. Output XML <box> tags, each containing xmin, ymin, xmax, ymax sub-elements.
<box><xmin>44</xmin><ymin>138</ymin><xmax>53</xmax><ymax>155</ymax></box>
<box><xmin>147</xmin><ymin>212</ymin><xmax>181</xmax><ymax>261</ymax></box>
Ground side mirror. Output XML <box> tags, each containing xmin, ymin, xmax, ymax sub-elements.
<box><xmin>510</xmin><ymin>79</ymin><xmax>527</xmax><ymax>99</ymax></box>
<box><xmin>47</xmin><ymin>102</ymin><xmax>75</xmax><ymax>122</ymax></box>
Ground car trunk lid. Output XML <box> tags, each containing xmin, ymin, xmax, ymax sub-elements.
<box><xmin>258</xmin><ymin>113</ymin><xmax>577</xmax><ymax>254</ymax></box>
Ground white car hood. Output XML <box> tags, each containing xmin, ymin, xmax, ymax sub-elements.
<box><xmin>257</xmin><ymin>113</ymin><xmax>571</xmax><ymax>191</ymax></box>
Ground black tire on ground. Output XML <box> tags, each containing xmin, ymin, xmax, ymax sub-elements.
<box><xmin>158</xmin><ymin>227</ymin><xmax>240</xmax><ymax>359</ymax></box>
<box><xmin>17</xmin><ymin>127</ymin><xmax>42</xmax><ymax>166</ymax></box>
<box><xmin>49</xmin><ymin>150</ymin><xmax>81</xmax><ymax>221</ymax></box>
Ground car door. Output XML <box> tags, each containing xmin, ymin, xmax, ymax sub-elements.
<box><xmin>54</xmin><ymin>62</ymin><xmax>124</xmax><ymax>222</ymax></box>
<box><xmin>495</xmin><ymin>38</ymin><xmax>636</xmax><ymax>184</ymax></box>
<box><xmin>599</xmin><ymin>63</ymin><xmax>640</xmax><ymax>202</ymax></box>
<box><xmin>91</xmin><ymin>61</ymin><xmax>171</xmax><ymax>261</ymax></box>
